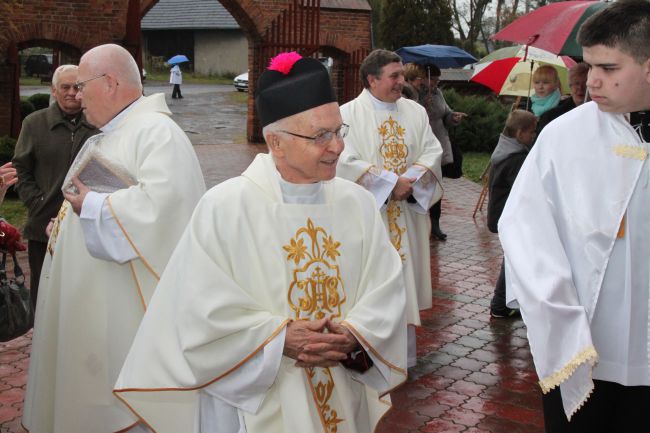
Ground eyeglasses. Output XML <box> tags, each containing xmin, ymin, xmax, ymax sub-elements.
<box><xmin>73</xmin><ymin>74</ymin><xmax>106</xmax><ymax>92</ymax></box>
<box><xmin>280</xmin><ymin>123</ymin><xmax>349</xmax><ymax>147</ymax></box>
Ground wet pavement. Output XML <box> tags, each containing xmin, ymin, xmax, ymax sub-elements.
<box><xmin>2</xmin><ymin>85</ymin><xmax>544</xmax><ymax>432</ymax></box>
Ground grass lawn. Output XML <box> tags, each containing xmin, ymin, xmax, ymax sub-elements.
<box><xmin>462</xmin><ymin>152</ymin><xmax>491</xmax><ymax>184</ymax></box>
<box><xmin>1</xmin><ymin>198</ymin><xmax>27</xmax><ymax>229</ymax></box>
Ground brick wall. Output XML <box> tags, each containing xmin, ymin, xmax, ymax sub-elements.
<box><xmin>1</xmin><ymin>0</ymin><xmax>372</xmax><ymax>140</ymax></box>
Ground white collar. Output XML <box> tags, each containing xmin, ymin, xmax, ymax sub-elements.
<box><xmin>100</xmin><ymin>96</ymin><xmax>145</xmax><ymax>133</ymax></box>
<box><xmin>276</xmin><ymin>171</ymin><xmax>324</xmax><ymax>204</ymax></box>
<box><xmin>367</xmin><ymin>90</ymin><xmax>398</xmax><ymax>111</ymax></box>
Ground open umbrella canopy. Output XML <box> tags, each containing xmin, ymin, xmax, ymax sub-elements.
<box><xmin>167</xmin><ymin>54</ymin><xmax>190</xmax><ymax>65</ymax></box>
<box><xmin>471</xmin><ymin>46</ymin><xmax>577</xmax><ymax>97</ymax></box>
<box><xmin>492</xmin><ymin>1</ymin><xmax>609</xmax><ymax>57</ymax></box>
<box><xmin>396</xmin><ymin>44</ymin><xmax>477</xmax><ymax>69</ymax></box>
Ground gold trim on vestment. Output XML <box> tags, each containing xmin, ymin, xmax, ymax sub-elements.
<box><xmin>113</xmin><ymin>318</ymin><xmax>291</xmax><ymax>394</ymax></box>
<box><xmin>538</xmin><ymin>345</ymin><xmax>598</xmax><ymax>394</ymax></box>
<box><xmin>340</xmin><ymin>321</ymin><xmax>407</xmax><ymax>379</ymax></box>
<box><xmin>128</xmin><ymin>261</ymin><xmax>147</xmax><ymax>312</ymax></box>
<box><xmin>613</xmin><ymin>144</ymin><xmax>647</xmax><ymax>160</ymax></box>
<box><xmin>106</xmin><ymin>196</ymin><xmax>160</xmax><ymax>281</ymax></box>
<box><xmin>46</xmin><ymin>201</ymin><xmax>69</xmax><ymax>256</ymax></box>
<box><xmin>284</xmin><ymin>218</ymin><xmax>346</xmax><ymax>432</ymax></box>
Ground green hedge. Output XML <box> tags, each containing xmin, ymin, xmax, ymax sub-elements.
<box><xmin>0</xmin><ymin>135</ymin><xmax>16</xmax><ymax>165</ymax></box>
<box><xmin>20</xmin><ymin>100</ymin><xmax>35</xmax><ymax>120</ymax></box>
<box><xmin>28</xmin><ymin>93</ymin><xmax>51</xmax><ymax>111</ymax></box>
<box><xmin>444</xmin><ymin>88</ymin><xmax>509</xmax><ymax>154</ymax></box>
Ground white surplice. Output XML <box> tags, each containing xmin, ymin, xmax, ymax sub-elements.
<box><xmin>22</xmin><ymin>93</ymin><xmax>206</xmax><ymax>433</ymax></box>
<box><xmin>114</xmin><ymin>153</ymin><xmax>408</xmax><ymax>433</ymax></box>
<box><xmin>337</xmin><ymin>89</ymin><xmax>443</xmax><ymax>325</ymax></box>
<box><xmin>499</xmin><ymin>101</ymin><xmax>650</xmax><ymax>419</ymax></box>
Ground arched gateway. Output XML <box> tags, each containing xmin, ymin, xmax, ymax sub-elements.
<box><xmin>0</xmin><ymin>0</ymin><xmax>371</xmax><ymax>141</ymax></box>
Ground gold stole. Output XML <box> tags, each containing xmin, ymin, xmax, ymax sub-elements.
<box><xmin>379</xmin><ymin>116</ymin><xmax>408</xmax><ymax>261</ymax></box>
<box><xmin>284</xmin><ymin>218</ymin><xmax>346</xmax><ymax>432</ymax></box>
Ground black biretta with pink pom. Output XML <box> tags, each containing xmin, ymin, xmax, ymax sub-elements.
<box><xmin>256</xmin><ymin>51</ymin><xmax>336</xmax><ymax>127</ymax></box>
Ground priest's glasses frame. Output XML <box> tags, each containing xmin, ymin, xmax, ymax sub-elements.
<box><xmin>280</xmin><ymin>123</ymin><xmax>349</xmax><ymax>147</ymax></box>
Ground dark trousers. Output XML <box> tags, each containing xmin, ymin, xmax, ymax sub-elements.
<box><xmin>430</xmin><ymin>200</ymin><xmax>441</xmax><ymax>227</ymax></box>
<box><xmin>27</xmin><ymin>240</ymin><xmax>47</xmax><ymax>310</ymax></box>
<box><xmin>172</xmin><ymin>84</ymin><xmax>182</xmax><ymax>98</ymax></box>
<box><xmin>490</xmin><ymin>259</ymin><xmax>506</xmax><ymax>311</ymax></box>
<box><xmin>542</xmin><ymin>380</ymin><xmax>650</xmax><ymax>433</ymax></box>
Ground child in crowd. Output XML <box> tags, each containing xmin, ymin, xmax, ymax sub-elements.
<box><xmin>487</xmin><ymin>109</ymin><xmax>537</xmax><ymax>318</ymax></box>
<box><xmin>529</xmin><ymin>65</ymin><xmax>561</xmax><ymax>117</ymax></box>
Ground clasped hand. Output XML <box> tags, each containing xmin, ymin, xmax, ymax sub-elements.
<box><xmin>392</xmin><ymin>176</ymin><xmax>415</xmax><ymax>201</ymax></box>
<box><xmin>283</xmin><ymin>318</ymin><xmax>359</xmax><ymax>368</ymax></box>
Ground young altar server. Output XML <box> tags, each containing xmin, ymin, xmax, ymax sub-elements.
<box><xmin>499</xmin><ymin>1</ymin><xmax>650</xmax><ymax>431</ymax></box>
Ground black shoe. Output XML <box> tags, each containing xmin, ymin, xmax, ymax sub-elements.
<box><xmin>490</xmin><ymin>307</ymin><xmax>521</xmax><ymax>319</ymax></box>
<box><xmin>178</xmin><ymin>95</ymin><xmax>184</xmax><ymax>99</ymax></box>
<box><xmin>431</xmin><ymin>227</ymin><xmax>447</xmax><ymax>241</ymax></box>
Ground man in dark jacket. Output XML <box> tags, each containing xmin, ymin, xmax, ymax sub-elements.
<box><xmin>13</xmin><ymin>64</ymin><xmax>98</xmax><ymax>308</ymax></box>
<box><xmin>488</xmin><ymin>109</ymin><xmax>537</xmax><ymax>317</ymax></box>
<box><xmin>536</xmin><ymin>62</ymin><xmax>589</xmax><ymax>133</ymax></box>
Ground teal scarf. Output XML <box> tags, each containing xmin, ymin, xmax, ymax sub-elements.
<box><xmin>530</xmin><ymin>89</ymin><xmax>561</xmax><ymax>117</ymax></box>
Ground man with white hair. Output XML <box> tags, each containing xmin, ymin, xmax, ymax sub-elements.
<box><xmin>113</xmin><ymin>52</ymin><xmax>407</xmax><ymax>433</ymax></box>
<box><xmin>22</xmin><ymin>43</ymin><xmax>206</xmax><ymax>433</ymax></box>
<box><xmin>13</xmin><ymin>64</ymin><xmax>98</xmax><ymax>308</ymax></box>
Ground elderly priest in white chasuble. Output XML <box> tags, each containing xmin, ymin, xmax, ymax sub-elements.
<box><xmin>22</xmin><ymin>43</ymin><xmax>206</xmax><ymax>433</ymax></box>
<box><xmin>337</xmin><ymin>49</ymin><xmax>443</xmax><ymax>367</ymax></box>
<box><xmin>114</xmin><ymin>52</ymin><xmax>408</xmax><ymax>433</ymax></box>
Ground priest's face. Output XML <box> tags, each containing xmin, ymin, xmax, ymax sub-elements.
<box><xmin>583</xmin><ymin>44</ymin><xmax>650</xmax><ymax>113</ymax></box>
<box><xmin>368</xmin><ymin>62</ymin><xmax>405</xmax><ymax>103</ymax></box>
<box><xmin>271</xmin><ymin>102</ymin><xmax>345</xmax><ymax>184</ymax></box>
<box><xmin>75</xmin><ymin>61</ymin><xmax>113</xmax><ymax>128</ymax></box>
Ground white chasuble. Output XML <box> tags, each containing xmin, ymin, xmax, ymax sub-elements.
<box><xmin>338</xmin><ymin>89</ymin><xmax>443</xmax><ymax>325</ymax></box>
<box><xmin>499</xmin><ymin>102</ymin><xmax>649</xmax><ymax>419</ymax></box>
<box><xmin>23</xmin><ymin>94</ymin><xmax>206</xmax><ymax>433</ymax></box>
<box><xmin>114</xmin><ymin>153</ymin><xmax>407</xmax><ymax>433</ymax></box>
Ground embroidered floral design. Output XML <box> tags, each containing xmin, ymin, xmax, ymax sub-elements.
<box><xmin>284</xmin><ymin>218</ymin><xmax>346</xmax><ymax>432</ymax></box>
<box><xmin>386</xmin><ymin>201</ymin><xmax>406</xmax><ymax>261</ymax></box>
<box><xmin>379</xmin><ymin>116</ymin><xmax>408</xmax><ymax>175</ymax></box>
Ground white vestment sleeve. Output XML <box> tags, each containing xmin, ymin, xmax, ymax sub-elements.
<box><xmin>79</xmin><ymin>191</ymin><xmax>138</xmax><ymax>263</ymax></box>
<box><xmin>403</xmin><ymin>165</ymin><xmax>436</xmax><ymax>215</ymax></box>
<box><xmin>347</xmin><ymin>339</ymin><xmax>392</xmax><ymax>392</ymax></box>
<box><xmin>196</xmin><ymin>328</ymin><xmax>286</xmax><ymax>433</ymax></box>
<box><xmin>357</xmin><ymin>169</ymin><xmax>398</xmax><ymax>209</ymax></box>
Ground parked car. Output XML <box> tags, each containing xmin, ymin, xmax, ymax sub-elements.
<box><xmin>24</xmin><ymin>54</ymin><xmax>52</xmax><ymax>77</ymax></box>
<box><xmin>233</xmin><ymin>72</ymin><xmax>248</xmax><ymax>92</ymax></box>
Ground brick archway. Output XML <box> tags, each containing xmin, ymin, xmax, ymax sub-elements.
<box><xmin>0</xmin><ymin>0</ymin><xmax>372</xmax><ymax>140</ymax></box>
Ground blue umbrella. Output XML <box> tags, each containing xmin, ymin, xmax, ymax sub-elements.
<box><xmin>395</xmin><ymin>45</ymin><xmax>477</xmax><ymax>69</ymax></box>
<box><xmin>167</xmin><ymin>54</ymin><xmax>189</xmax><ymax>65</ymax></box>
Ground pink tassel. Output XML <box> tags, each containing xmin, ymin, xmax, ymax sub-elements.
<box><xmin>268</xmin><ymin>51</ymin><xmax>302</xmax><ymax>75</ymax></box>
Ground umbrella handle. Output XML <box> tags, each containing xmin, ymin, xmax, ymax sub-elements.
<box><xmin>526</xmin><ymin>60</ymin><xmax>534</xmax><ymax>110</ymax></box>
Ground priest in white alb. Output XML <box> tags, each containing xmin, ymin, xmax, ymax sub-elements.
<box><xmin>22</xmin><ymin>44</ymin><xmax>206</xmax><ymax>433</ymax></box>
<box><xmin>114</xmin><ymin>52</ymin><xmax>407</xmax><ymax>433</ymax></box>
<box><xmin>499</xmin><ymin>1</ymin><xmax>650</xmax><ymax>431</ymax></box>
<box><xmin>337</xmin><ymin>49</ymin><xmax>443</xmax><ymax>367</ymax></box>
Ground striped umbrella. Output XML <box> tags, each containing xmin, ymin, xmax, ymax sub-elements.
<box><xmin>470</xmin><ymin>45</ymin><xmax>577</xmax><ymax>97</ymax></box>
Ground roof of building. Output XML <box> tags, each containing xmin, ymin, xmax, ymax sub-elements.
<box><xmin>141</xmin><ymin>0</ymin><xmax>239</xmax><ymax>30</ymax></box>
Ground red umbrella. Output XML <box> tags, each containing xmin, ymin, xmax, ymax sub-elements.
<box><xmin>492</xmin><ymin>1</ymin><xmax>609</xmax><ymax>57</ymax></box>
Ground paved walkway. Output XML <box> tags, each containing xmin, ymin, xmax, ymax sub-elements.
<box><xmin>2</xmin><ymin>85</ymin><xmax>545</xmax><ymax>432</ymax></box>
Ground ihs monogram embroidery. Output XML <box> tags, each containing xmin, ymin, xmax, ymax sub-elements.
<box><xmin>283</xmin><ymin>218</ymin><xmax>346</xmax><ymax>432</ymax></box>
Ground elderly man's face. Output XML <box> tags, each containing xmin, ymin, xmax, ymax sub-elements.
<box><xmin>569</xmin><ymin>69</ymin><xmax>588</xmax><ymax>106</ymax></box>
<box><xmin>75</xmin><ymin>62</ymin><xmax>111</xmax><ymax>128</ymax></box>
<box><xmin>52</xmin><ymin>69</ymin><xmax>81</xmax><ymax>114</ymax></box>
<box><xmin>368</xmin><ymin>62</ymin><xmax>404</xmax><ymax>103</ymax></box>
<box><xmin>272</xmin><ymin>102</ymin><xmax>345</xmax><ymax>184</ymax></box>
